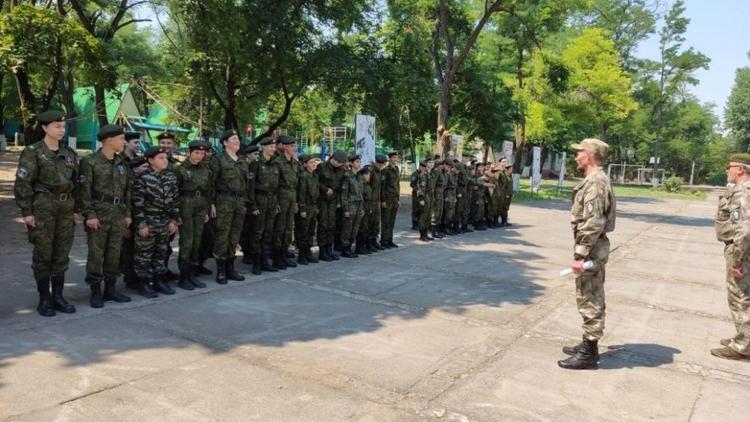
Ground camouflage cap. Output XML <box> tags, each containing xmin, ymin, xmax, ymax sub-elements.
<box><xmin>729</xmin><ymin>153</ymin><xmax>750</xmax><ymax>165</ymax></box>
<box><xmin>276</xmin><ymin>135</ymin><xmax>297</xmax><ymax>145</ymax></box>
<box><xmin>97</xmin><ymin>124</ymin><xmax>125</xmax><ymax>140</ymax></box>
<box><xmin>242</xmin><ymin>144</ymin><xmax>259</xmax><ymax>155</ymax></box>
<box><xmin>571</xmin><ymin>138</ymin><xmax>609</xmax><ymax>157</ymax></box>
<box><xmin>349</xmin><ymin>154</ymin><xmax>362</xmax><ymax>162</ymax></box>
<box><xmin>387</xmin><ymin>151</ymin><xmax>400</xmax><ymax>157</ymax></box>
<box><xmin>37</xmin><ymin>110</ymin><xmax>66</xmax><ymax>124</ymax></box>
<box><xmin>359</xmin><ymin>165</ymin><xmax>372</xmax><ymax>175</ymax></box>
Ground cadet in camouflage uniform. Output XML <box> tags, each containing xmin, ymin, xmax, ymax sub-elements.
<box><xmin>271</xmin><ymin>136</ymin><xmax>300</xmax><ymax>270</ymax></box>
<box><xmin>711</xmin><ymin>153</ymin><xmax>750</xmax><ymax>361</ymax></box>
<box><xmin>247</xmin><ymin>138</ymin><xmax>281</xmax><ymax>274</ymax></box>
<box><xmin>120</xmin><ymin>132</ymin><xmax>146</xmax><ymax>289</ymax></box>
<box><xmin>197</xmin><ymin>147</ymin><xmax>217</xmax><ymax>276</ymax></box>
<box><xmin>410</xmin><ymin>167</ymin><xmax>419</xmax><ymax>231</ymax></box>
<box><xmin>295</xmin><ymin>154</ymin><xmax>321</xmax><ymax>265</ymax></box>
<box><xmin>210</xmin><ymin>130</ymin><xmax>249</xmax><ymax>284</ymax></box>
<box><xmin>240</xmin><ymin>144</ymin><xmax>260</xmax><ymax>264</ymax></box>
<box><xmin>357</xmin><ymin>164</ymin><xmax>379</xmax><ymax>255</ymax></box>
<box><xmin>174</xmin><ymin>139</ymin><xmax>213</xmax><ymax>290</ymax></box>
<box><xmin>456</xmin><ymin>160</ymin><xmax>472</xmax><ymax>233</ymax></box>
<box><xmin>559</xmin><ymin>138</ymin><xmax>616</xmax><ymax>370</ymax></box>
<box><xmin>368</xmin><ymin>155</ymin><xmax>386</xmax><ymax>250</ymax></box>
<box><xmin>501</xmin><ymin>161</ymin><xmax>514</xmax><ymax>227</ymax></box>
<box><xmin>489</xmin><ymin>165</ymin><xmax>505</xmax><ymax>229</ymax></box>
<box><xmin>442</xmin><ymin>160</ymin><xmax>458</xmax><ymax>235</ymax></box>
<box><xmin>133</xmin><ymin>147</ymin><xmax>181</xmax><ymax>298</ymax></box>
<box><xmin>316</xmin><ymin>150</ymin><xmax>347</xmax><ymax>261</ymax></box>
<box><xmin>431</xmin><ymin>158</ymin><xmax>447</xmax><ymax>238</ymax></box>
<box><xmin>79</xmin><ymin>125</ymin><xmax>132</xmax><ymax>308</ymax></box>
<box><xmin>156</xmin><ymin>131</ymin><xmax>179</xmax><ymax>280</ymax></box>
<box><xmin>380</xmin><ymin>151</ymin><xmax>401</xmax><ymax>248</ymax></box>
<box><xmin>340</xmin><ymin>155</ymin><xmax>365</xmax><ymax>258</ymax></box>
<box><xmin>14</xmin><ymin>110</ymin><xmax>79</xmax><ymax>317</ymax></box>
<box><xmin>472</xmin><ymin>163</ymin><xmax>490</xmax><ymax>231</ymax></box>
<box><xmin>414</xmin><ymin>159</ymin><xmax>434</xmax><ymax>242</ymax></box>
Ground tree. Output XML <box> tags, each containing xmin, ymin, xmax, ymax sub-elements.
<box><xmin>726</xmin><ymin>54</ymin><xmax>750</xmax><ymax>151</ymax></box>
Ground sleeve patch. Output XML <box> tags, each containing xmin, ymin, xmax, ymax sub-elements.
<box><xmin>16</xmin><ymin>167</ymin><xmax>28</xmax><ymax>179</ymax></box>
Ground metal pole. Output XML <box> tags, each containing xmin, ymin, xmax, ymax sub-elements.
<box><xmin>689</xmin><ymin>161</ymin><xmax>695</xmax><ymax>186</ymax></box>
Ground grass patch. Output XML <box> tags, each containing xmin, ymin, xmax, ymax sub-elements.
<box><xmin>513</xmin><ymin>178</ymin><xmax>706</xmax><ymax>202</ymax></box>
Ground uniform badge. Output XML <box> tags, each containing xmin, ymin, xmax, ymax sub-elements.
<box><xmin>248</xmin><ymin>172</ymin><xmax>255</xmax><ymax>180</ymax></box>
<box><xmin>117</xmin><ymin>164</ymin><xmax>125</xmax><ymax>174</ymax></box>
<box><xmin>16</xmin><ymin>167</ymin><xmax>28</xmax><ymax>179</ymax></box>
<box><xmin>79</xmin><ymin>174</ymin><xmax>86</xmax><ymax>184</ymax></box>
<box><xmin>731</xmin><ymin>209</ymin><xmax>741</xmax><ymax>222</ymax></box>
<box><xmin>65</xmin><ymin>155</ymin><xmax>74</xmax><ymax>166</ymax></box>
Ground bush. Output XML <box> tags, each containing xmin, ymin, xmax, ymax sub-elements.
<box><xmin>663</xmin><ymin>176</ymin><xmax>685</xmax><ymax>192</ymax></box>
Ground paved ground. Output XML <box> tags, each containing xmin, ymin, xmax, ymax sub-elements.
<box><xmin>1</xmin><ymin>156</ymin><xmax>748</xmax><ymax>420</ymax></box>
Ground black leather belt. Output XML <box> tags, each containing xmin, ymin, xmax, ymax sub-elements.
<box><xmin>182</xmin><ymin>191</ymin><xmax>205</xmax><ymax>197</ymax></box>
<box><xmin>92</xmin><ymin>193</ymin><xmax>122</xmax><ymax>204</ymax></box>
<box><xmin>218</xmin><ymin>192</ymin><xmax>244</xmax><ymax>200</ymax></box>
<box><xmin>38</xmin><ymin>192</ymin><xmax>73</xmax><ymax>201</ymax></box>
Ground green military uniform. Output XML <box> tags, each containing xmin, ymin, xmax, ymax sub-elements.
<box><xmin>120</xmin><ymin>138</ymin><xmax>146</xmax><ymax>289</ymax></box>
<box><xmin>431</xmin><ymin>165</ymin><xmax>447</xmax><ymax>237</ymax></box>
<box><xmin>489</xmin><ymin>170</ymin><xmax>504</xmax><ymax>227</ymax></box>
<box><xmin>414</xmin><ymin>163</ymin><xmax>433</xmax><ymax>241</ymax></box>
<box><xmin>456</xmin><ymin>163</ymin><xmax>471</xmax><ymax>232</ymax></box>
<box><xmin>79</xmin><ymin>125</ymin><xmax>132</xmax><ymax>307</ymax></box>
<box><xmin>316</xmin><ymin>151</ymin><xmax>347</xmax><ymax>261</ymax></box>
<box><xmin>248</xmin><ymin>139</ymin><xmax>281</xmax><ymax>274</ymax></box>
<box><xmin>410</xmin><ymin>170</ymin><xmax>419</xmax><ymax>230</ymax></box>
<box><xmin>133</xmin><ymin>148</ymin><xmax>181</xmax><ymax>297</ymax></box>
<box><xmin>472</xmin><ymin>172</ymin><xmax>488</xmax><ymax>230</ymax></box>
<box><xmin>295</xmin><ymin>155</ymin><xmax>320</xmax><ymax>265</ymax></box>
<box><xmin>500</xmin><ymin>169</ymin><xmax>513</xmax><ymax>226</ymax></box>
<box><xmin>340</xmin><ymin>163</ymin><xmax>365</xmax><ymax>257</ymax></box>
<box><xmin>443</xmin><ymin>163</ymin><xmax>457</xmax><ymax>233</ymax></box>
<box><xmin>14</xmin><ymin>110</ymin><xmax>79</xmax><ymax>317</ymax></box>
<box><xmin>198</xmin><ymin>152</ymin><xmax>219</xmax><ymax>274</ymax></box>
<box><xmin>240</xmin><ymin>144</ymin><xmax>260</xmax><ymax>263</ymax></box>
<box><xmin>210</xmin><ymin>142</ymin><xmax>251</xmax><ymax>283</ymax></box>
<box><xmin>271</xmin><ymin>136</ymin><xmax>300</xmax><ymax>269</ymax></box>
<box><xmin>368</xmin><ymin>156</ymin><xmax>386</xmax><ymax>250</ymax></box>
<box><xmin>175</xmin><ymin>139</ymin><xmax>213</xmax><ymax>289</ymax></box>
<box><xmin>381</xmin><ymin>153</ymin><xmax>401</xmax><ymax>248</ymax></box>
<box><xmin>357</xmin><ymin>168</ymin><xmax>376</xmax><ymax>255</ymax></box>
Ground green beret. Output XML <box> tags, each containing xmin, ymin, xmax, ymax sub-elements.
<box><xmin>259</xmin><ymin>137</ymin><xmax>275</xmax><ymax>146</ymax></box>
<box><xmin>188</xmin><ymin>139</ymin><xmax>211</xmax><ymax>151</ymax></box>
<box><xmin>145</xmin><ymin>146</ymin><xmax>168</xmax><ymax>159</ymax></box>
<box><xmin>125</xmin><ymin>131</ymin><xmax>141</xmax><ymax>141</ymax></box>
<box><xmin>276</xmin><ymin>135</ymin><xmax>297</xmax><ymax>145</ymax></box>
<box><xmin>97</xmin><ymin>124</ymin><xmax>125</xmax><ymax>140</ymax></box>
<box><xmin>349</xmin><ymin>154</ymin><xmax>361</xmax><ymax>162</ymax></box>
<box><xmin>37</xmin><ymin>110</ymin><xmax>66</xmax><ymax>124</ymax></box>
<box><xmin>729</xmin><ymin>153</ymin><xmax>750</xmax><ymax>165</ymax></box>
<box><xmin>375</xmin><ymin>155</ymin><xmax>387</xmax><ymax>164</ymax></box>
<box><xmin>156</xmin><ymin>131</ymin><xmax>176</xmax><ymax>141</ymax></box>
<box><xmin>220</xmin><ymin>129</ymin><xmax>238</xmax><ymax>143</ymax></box>
<box><xmin>332</xmin><ymin>150</ymin><xmax>348</xmax><ymax>163</ymax></box>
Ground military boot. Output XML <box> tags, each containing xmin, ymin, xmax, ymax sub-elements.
<box><xmin>297</xmin><ymin>244</ymin><xmax>310</xmax><ymax>265</ymax></box>
<box><xmin>51</xmin><ymin>275</ymin><xmax>76</xmax><ymax>313</ymax></box>
<box><xmin>355</xmin><ymin>240</ymin><xmax>370</xmax><ymax>255</ymax></box>
<box><xmin>226</xmin><ymin>257</ymin><xmax>246</xmax><ymax>281</ymax></box>
<box><xmin>306</xmin><ymin>246</ymin><xmax>319</xmax><ymax>263</ymax></box>
<box><xmin>328</xmin><ymin>243</ymin><xmax>340</xmax><ymax>261</ymax></box>
<box><xmin>103</xmin><ymin>277</ymin><xmax>132</xmax><ymax>302</ymax></box>
<box><xmin>502</xmin><ymin>217</ymin><xmax>512</xmax><ymax>227</ymax></box>
<box><xmin>153</xmin><ymin>274</ymin><xmax>176</xmax><ymax>295</ymax></box>
<box><xmin>215</xmin><ymin>259</ymin><xmax>228</xmax><ymax>284</ymax></box>
<box><xmin>137</xmin><ymin>278</ymin><xmax>158</xmax><ymax>298</ymax></box>
<box><xmin>371</xmin><ymin>239</ymin><xmax>385</xmax><ymax>251</ymax></box>
<box><xmin>35</xmin><ymin>277</ymin><xmax>56</xmax><ymax>317</ymax></box>
<box><xmin>341</xmin><ymin>244</ymin><xmax>357</xmax><ymax>258</ymax></box>
<box><xmin>261</xmin><ymin>251</ymin><xmax>278</xmax><ymax>272</ymax></box>
<box><xmin>273</xmin><ymin>249</ymin><xmax>287</xmax><ymax>270</ymax></box>
<box><xmin>562</xmin><ymin>336</ymin><xmax>600</xmax><ymax>359</ymax></box>
<box><xmin>318</xmin><ymin>244</ymin><xmax>334</xmax><ymax>262</ymax></box>
<box><xmin>89</xmin><ymin>280</ymin><xmax>104</xmax><ymax>309</ymax></box>
<box><xmin>251</xmin><ymin>253</ymin><xmax>262</xmax><ymax>275</ymax></box>
<box><xmin>558</xmin><ymin>337</ymin><xmax>599</xmax><ymax>370</ymax></box>
<box><xmin>177</xmin><ymin>261</ymin><xmax>195</xmax><ymax>291</ymax></box>
<box><xmin>189</xmin><ymin>266</ymin><xmax>207</xmax><ymax>288</ymax></box>
<box><xmin>463</xmin><ymin>223</ymin><xmax>474</xmax><ymax>233</ymax></box>
<box><xmin>195</xmin><ymin>261</ymin><xmax>213</xmax><ymax>275</ymax></box>
<box><xmin>419</xmin><ymin>230</ymin><xmax>432</xmax><ymax>242</ymax></box>
<box><xmin>282</xmin><ymin>250</ymin><xmax>298</xmax><ymax>268</ymax></box>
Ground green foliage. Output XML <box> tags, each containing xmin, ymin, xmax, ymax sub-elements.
<box><xmin>726</xmin><ymin>60</ymin><xmax>750</xmax><ymax>152</ymax></box>
<box><xmin>663</xmin><ymin>176</ymin><xmax>684</xmax><ymax>192</ymax></box>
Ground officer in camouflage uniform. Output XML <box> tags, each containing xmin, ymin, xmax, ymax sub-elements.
<box><xmin>442</xmin><ymin>160</ymin><xmax>458</xmax><ymax>235</ymax></box>
<box><xmin>240</xmin><ymin>144</ymin><xmax>260</xmax><ymax>264</ymax></box>
<box><xmin>121</xmin><ymin>131</ymin><xmax>146</xmax><ymax>289</ymax></box>
<box><xmin>340</xmin><ymin>155</ymin><xmax>365</xmax><ymax>258</ymax></box>
<box><xmin>247</xmin><ymin>138</ymin><xmax>281</xmax><ymax>274</ymax></box>
<box><xmin>414</xmin><ymin>159</ymin><xmax>434</xmax><ymax>242</ymax></box>
<box><xmin>381</xmin><ymin>151</ymin><xmax>401</xmax><ymax>248</ymax></box>
<box><xmin>210</xmin><ymin>130</ymin><xmax>249</xmax><ymax>284</ymax></box>
<box><xmin>295</xmin><ymin>154</ymin><xmax>321</xmax><ymax>265</ymax></box>
<box><xmin>431</xmin><ymin>158</ymin><xmax>447</xmax><ymax>239</ymax></box>
<box><xmin>133</xmin><ymin>146</ymin><xmax>181</xmax><ymax>298</ymax></box>
<box><xmin>271</xmin><ymin>136</ymin><xmax>300</xmax><ymax>269</ymax></box>
<box><xmin>712</xmin><ymin>153</ymin><xmax>750</xmax><ymax>361</ymax></box>
<box><xmin>316</xmin><ymin>150</ymin><xmax>347</xmax><ymax>261</ymax></box>
<box><xmin>174</xmin><ymin>139</ymin><xmax>213</xmax><ymax>290</ymax></box>
<box><xmin>472</xmin><ymin>163</ymin><xmax>490</xmax><ymax>231</ymax></box>
<box><xmin>501</xmin><ymin>161</ymin><xmax>514</xmax><ymax>227</ymax></box>
<box><xmin>14</xmin><ymin>110</ymin><xmax>79</xmax><ymax>317</ymax></box>
<box><xmin>79</xmin><ymin>125</ymin><xmax>132</xmax><ymax>308</ymax></box>
<box><xmin>197</xmin><ymin>147</ymin><xmax>218</xmax><ymax>276</ymax></box>
<box><xmin>368</xmin><ymin>155</ymin><xmax>386</xmax><ymax>251</ymax></box>
<box><xmin>559</xmin><ymin>138</ymin><xmax>616</xmax><ymax>370</ymax></box>
<box><xmin>489</xmin><ymin>165</ymin><xmax>505</xmax><ymax>229</ymax></box>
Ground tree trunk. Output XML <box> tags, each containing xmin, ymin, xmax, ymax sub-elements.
<box><xmin>0</xmin><ymin>72</ymin><xmax>5</xmax><ymax>137</ymax></box>
<box><xmin>436</xmin><ymin>75</ymin><xmax>453</xmax><ymax>158</ymax></box>
<box><xmin>13</xmin><ymin>67</ymin><xmax>37</xmax><ymax>144</ymax></box>
<box><xmin>60</xmin><ymin>70</ymin><xmax>77</xmax><ymax>138</ymax></box>
<box><xmin>94</xmin><ymin>85</ymin><xmax>108</xmax><ymax>127</ymax></box>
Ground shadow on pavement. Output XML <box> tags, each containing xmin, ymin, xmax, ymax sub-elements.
<box><xmin>599</xmin><ymin>343</ymin><xmax>682</xmax><ymax>369</ymax></box>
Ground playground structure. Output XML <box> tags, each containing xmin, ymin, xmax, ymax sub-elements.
<box><xmin>607</xmin><ymin>163</ymin><xmax>666</xmax><ymax>185</ymax></box>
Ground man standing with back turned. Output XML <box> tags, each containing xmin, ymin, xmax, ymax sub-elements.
<box><xmin>559</xmin><ymin>138</ymin><xmax>616</xmax><ymax>370</ymax></box>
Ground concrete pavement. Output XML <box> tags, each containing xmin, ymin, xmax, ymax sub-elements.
<box><xmin>1</xmin><ymin>190</ymin><xmax>748</xmax><ymax>421</ymax></box>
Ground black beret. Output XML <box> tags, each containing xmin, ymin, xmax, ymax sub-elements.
<box><xmin>443</xmin><ymin>160</ymin><xmax>453</xmax><ymax>167</ymax></box>
<box><xmin>276</xmin><ymin>135</ymin><xmax>297</xmax><ymax>145</ymax></box>
<box><xmin>145</xmin><ymin>146</ymin><xmax>168</xmax><ymax>159</ymax></box>
<box><xmin>419</xmin><ymin>161</ymin><xmax>427</xmax><ymax>168</ymax></box>
<box><xmin>259</xmin><ymin>137</ymin><xmax>275</xmax><ymax>146</ymax></box>
<box><xmin>298</xmin><ymin>153</ymin><xmax>310</xmax><ymax>163</ymax></box>
<box><xmin>156</xmin><ymin>131</ymin><xmax>176</xmax><ymax>141</ymax></box>
<box><xmin>242</xmin><ymin>144</ymin><xmax>259</xmax><ymax>155</ymax></box>
<box><xmin>387</xmin><ymin>151</ymin><xmax>399</xmax><ymax>157</ymax></box>
<box><xmin>349</xmin><ymin>154</ymin><xmax>361</xmax><ymax>162</ymax></box>
<box><xmin>375</xmin><ymin>155</ymin><xmax>387</xmax><ymax>164</ymax></box>
<box><xmin>332</xmin><ymin>150</ymin><xmax>348</xmax><ymax>163</ymax></box>
<box><xmin>219</xmin><ymin>129</ymin><xmax>238</xmax><ymax>143</ymax></box>
<box><xmin>188</xmin><ymin>139</ymin><xmax>211</xmax><ymax>151</ymax></box>
<box><xmin>730</xmin><ymin>153</ymin><xmax>750</xmax><ymax>165</ymax></box>
<box><xmin>97</xmin><ymin>124</ymin><xmax>125</xmax><ymax>140</ymax></box>
<box><xmin>125</xmin><ymin>131</ymin><xmax>141</xmax><ymax>141</ymax></box>
<box><xmin>37</xmin><ymin>110</ymin><xmax>66</xmax><ymax>124</ymax></box>
<box><xmin>359</xmin><ymin>165</ymin><xmax>372</xmax><ymax>175</ymax></box>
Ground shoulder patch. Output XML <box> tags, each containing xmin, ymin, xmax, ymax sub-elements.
<box><xmin>248</xmin><ymin>172</ymin><xmax>255</xmax><ymax>180</ymax></box>
<box><xmin>79</xmin><ymin>174</ymin><xmax>86</xmax><ymax>184</ymax></box>
<box><xmin>16</xmin><ymin>167</ymin><xmax>28</xmax><ymax>179</ymax></box>
<box><xmin>731</xmin><ymin>208</ymin><xmax>742</xmax><ymax>222</ymax></box>
<box><xmin>117</xmin><ymin>164</ymin><xmax>125</xmax><ymax>174</ymax></box>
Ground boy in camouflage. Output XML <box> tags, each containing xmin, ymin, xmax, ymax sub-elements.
<box><xmin>295</xmin><ymin>154</ymin><xmax>320</xmax><ymax>265</ymax></box>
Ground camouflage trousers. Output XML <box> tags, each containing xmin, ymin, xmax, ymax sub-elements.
<box><xmin>199</xmin><ymin>218</ymin><xmax>215</xmax><ymax>262</ymax></box>
<box><xmin>366</xmin><ymin>202</ymin><xmax>382</xmax><ymax>242</ymax></box>
<box><xmin>381</xmin><ymin>197</ymin><xmax>399</xmax><ymax>244</ymax></box>
<box><xmin>724</xmin><ymin>245</ymin><xmax>750</xmax><ymax>355</ymax></box>
<box><xmin>295</xmin><ymin>207</ymin><xmax>318</xmax><ymax>247</ymax></box>
<box><xmin>178</xmin><ymin>197</ymin><xmax>209</xmax><ymax>266</ymax></box>
<box><xmin>411</xmin><ymin>191</ymin><xmax>419</xmax><ymax>226</ymax></box>
<box><xmin>471</xmin><ymin>194</ymin><xmax>485</xmax><ymax>224</ymax></box>
<box><xmin>251</xmin><ymin>193</ymin><xmax>278</xmax><ymax>254</ymax></box>
<box><xmin>213</xmin><ymin>195</ymin><xmax>246</xmax><ymax>260</ymax></box>
<box><xmin>120</xmin><ymin>229</ymin><xmax>137</xmax><ymax>283</ymax></box>
<box><xmin>28</xmin><ymin>194</ymin><xmax>76</xmax><ymax>280</ymax></box>
<box><xmin>575</xmin><ymin>237</ymin><xmax>610</xmax><ymax>341</ymax></box>
<box><xmin>457</xmin><ymin>192</ymin><xmax>469</xmax><ymax>225</ymax></box>
<box><xmin>431</xmin><ymin>190</ymin><xmax>444</xmax><ymax>226</ymax></box>
<box><xmin>317</xmin><ymin>199</ymin><xmax>337</xmax><ymax>246</ymax></box>
<box><xmin>443</xmin><ymin>194</ymin><xmax>456</xmax><ymax>224</ymax></box>
<box><xmin>341</xmin><ymin>201</ymin><xmax>364</xmax><ymax>247</ymax></box>
<box><xmin>85</xmin><ymin>208</ymin><xmax>126</xmax><ymax>283</ymax></box>
<box><xmin>239</xmin><ymin>212</ymin><xmax>256</xmax><ymax>257</ymax></box>
<box><xmin>417</xmin><ymin>197</ymin><xmax>432</xmax><ymax>231</ymax></box>
<box><xmin>273</xmin><ymin>192</ymin><xmax>296</xmax><ymax>250</ymax></box>
<box><xmin>135</xmin><ymin>223</ymin><xmax>171</xmax><ymax>279</ymax></box>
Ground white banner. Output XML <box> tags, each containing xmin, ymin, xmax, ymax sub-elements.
<box><xmin>355</xmin><ymin>114</ymin><xmax>376</xmax><ymax>165</ymax></box>
<box><xmin>68</xmin><ymin>136</ymin><xmax>77</xmax><ymax>150</ymax></box>
<box><xmin>532</xmin><ymin>146</ymin><xmax>542</xmax><ymax>192</ymax></box>
<box><xmin>558</xmin><ymin>151</ymin><xmax>566</xmax><ymax>188</ymax></box>
<box><xmin>450</xmin><ymin>134</ymin><xmax>464</xmax><ymax>157</ymax></box>
<box><xmin>502</xmin><ymin>141</ymin><xmax>514</xmax><ymax>164</ymax></box>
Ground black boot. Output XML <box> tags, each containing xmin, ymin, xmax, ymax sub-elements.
<box><xmin>273</xmin><ymin>249</ymin><xmax>287</xmax><ymax>270</ymax></box>
<box><xmin>242</xmin><ymin>253</ymin><xmax>254</xmax><ymax>265</ymax></box>
<box><xmin>328</xmin><ymin>243</ymin><xmax>340</xmax><ymax>261</ymax></box>
<box><xmin>89</xmin><ymin>280</ymin><xmax>104</xmax><ymax>309</ymax></box>
<box><xmin>163</xmin><ymin>267</ymin><xmax>179</xmax><ymax>281</ymax></box>
<box><xmin>195</xmin><ymin>261</ymin><xmax>213</xmax><ymax>275</ymax></box>
<box><xmin>502</xmin><ymin>217</ymin><xmax>512</xmax><ymax>227</ymax></box>
<box><xmin>35</xmin><ymin>277</ymin><xmax>55</xmax><ymax>317</ymax></box>
<box><xmin>216</xmin><ymin>259</ymin><xmax>228</xmax><ymax>284</ymax></box>
<box><xmin>462</xmin><ymin>224</ymin><xmax>474</xmax><ymax>233</ymax></box>
<box><xmin>318</xmin><ymin>244</ymin><xmax>334</xmax><ymax>262</ymax></box>
<box><xmin>189</xmin><ymin>266</ymin><xmax>207</xmax><ymax>288</ymax></box>
<box><xmin>558</xmin><ymin>337</ymin><xmax>599</xmax><ymax>370</ymax></box>
<box><xmin>251</xmin><ymin>254</ymin><xmax>262</xmax><ymax>275</ymax></box>
<box><xmin>153</xmin><ymin>274</ymin><xmax>176</xmax><ymax>295</ymax></box>
<box><xmin>297</xmin><ymin>244</ymin><xmax>310</xmax><ymax>265</ymax></box>
<box><xmin>355</xmin><ymin>241</ymin><xmax>370</xmax><ymax>255</ymax></box>
<box><xmin>419</xmin><ymin>230</ymin><xmax>430</xmax><ymax>242</ymax></box>
<box><xmin>103</xmin><ymin>277</ymin><xmax>132</xmax><ymax>302</ymax></box>
<box><xmin>226</xmin><ymin>257</ymin><xmax>246</xmax><ymax>281</ymax></box>
<box><xmin>282</xmin><ymin>249</ymin><xmax>298</xmax><ymax>268</ymax></box>
<box><xmin>51</xmin><ymin>275</ymin><xmax>76</xmax><ymax>313</ymax></box>
<box><xmin>432</xmin><ymin>226</ymin><xmax>444</xmax><ymax>239</ymax></box>
<box><xmin>562</xmin><ymin>336</ymin><xmax>601</xmax><ymax>359</ymax></box>
<box><xmin>306</xmin><ymin>246</ymin><xmax>319</xmax><ymax>264</ymax></box>
<box><xmin>137</xmin><ymin>278</ymin><xmax>158</xmax><ymax>298</ymax></box>
<box><xmin>286</xmin><ymin>249</ymin><xmax>296</xmax><ymax>259</ymax></box>
<box><xmin>371</xmin><ymin>239</ymin><xmax>385</xmax><ymax>251</ymax></box>
<box><xmin>178</xmin><ymin>262</ymin><xmax>195</xmax><ymax>291</ymax></box>
<box><xmin>261</xmin><ymin>252</ymin><xmax>278</xmax><ymax>272</ymax></box>
<box><xmin>341</xmin><ymin>245</ymin><xmax>357</xmax><ymax>258</ymax></box>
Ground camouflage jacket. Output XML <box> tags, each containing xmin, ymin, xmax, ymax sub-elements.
<box><xmin>316</xmin><ymin>160</ymin><xmax>345</xmax><ymax>204</ymax></box>
<box><xmin>382</xmin><ymin>163</ymin><xmax>400</xmax><ymax>199</ymax></box>
<box><xmin>14</xmin><ymin>141</ymin><xmax>79</xmax><ymax>217</ymax></box>
<box><xmin>431</xmin><ymin>167</ymin><xmax>446</xmax><ymax>195</ymax></box>
<box><xmin>340</xmin><ymin>169</ymin><xmax>364</xmax><ymax>213</ymax></box>
<box><xmin>716</xmin><ymin>180</ymin><xmax>750</xmax><ymax>263</ymax></box>
<box><xmin>414</xmin><ymin>170</ymin><xmax>432</xmax><ymax>202</ymax></box>
<box><xmin>132</xmin><ymin>168</ymin><xmax>180</xmax><ymax>229</ymax></box>
<box><xmin>370</xmin><ymin>165</ymin><xmax>383</xmax><ymax>203</ymax></box>
<box><xmin>79</xmin><ymin>149</ymin><xmax>131</xmax><ymax>220</ymax></box>
<box><xmin>247</xmin><ymin>153</ymin><xmax>280</xmax><ymax>211</ymax></box>
<box><xmin>273</xmin><ymin>153</ymin><xmax>299</xmax><ymax>198</ymax></box>
<box><xmin>444</xmin><ymin>171</ymin><xmax>457</xmax><ymax>201</ymax></box>
<box><xmin>210</xmin><ymin>152</ymin><xmax>251</xmax><ymax>202</ymax></box>
<box><xmin>297</xmin><ymin>170</ymin><xmax>320</xmax><ymax>215</ymax></box>
<box><xmin>571</xmin><ymin>168</ymin><xmax>616</xmax><ymax>259</ymax></box>
<box><xmin>175</xmin><ymin>159</ymin><xmax>213</xmax><ymax>198</ymax></box>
